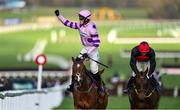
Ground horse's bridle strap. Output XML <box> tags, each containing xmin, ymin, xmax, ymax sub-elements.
<box><xmin>74</xmin><ymin>83</ymin><xmax>95</xmax><ymax>93</ymax></box>
<box><xmin>134</xmin><ymin>86</ymin><xmax>155</xmax><ymax>98</ymax></box>
<box><xmin>145</xmin><ymin>89</ymin><xmax>155</xmax><ymax>98</ymax></box>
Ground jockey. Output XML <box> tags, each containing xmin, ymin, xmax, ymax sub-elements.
<box><xmin>125</xmin><ymin>41</ymin><xmax>160</xmax><ymax>92</ymax></box>
<box><xmin>54</xmin><ymin>9</ymin><xmax>103</xmax><ymax>93</ymax></box>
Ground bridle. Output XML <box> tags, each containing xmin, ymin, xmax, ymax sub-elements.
<box><xmin>73</xmin><ymin>60</ymin><xmax>94</xmax><ymax>93</ymax></box>
<box><xmin>133</xmin><ymin>76</ymin><xmax>155</xmax><ymax>98</ymax></box>
<box><xmin>74</xmin><ymin>72</ymin><xmax>94</xmax><ymax>93</ymax></box>
<box><xmin>133</xmin><ymin>85</ymin><xmax>155</xmax><ymax>98</ymax></box>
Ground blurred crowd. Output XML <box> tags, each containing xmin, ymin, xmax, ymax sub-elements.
<box><xmin>0</xmin><ymin>76</ymin><xmax>68</xmax><ymax>91</ymax></box>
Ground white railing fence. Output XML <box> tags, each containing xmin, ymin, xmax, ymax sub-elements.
<box><xmin>0</xmin><ymin>82</ymin><xmax>70</xmax><ymax>110</ymax></box>
<box><xmin>0</xmin><ymin>70</ymin><xmax>71</xmax><ymax>110</ymax></box>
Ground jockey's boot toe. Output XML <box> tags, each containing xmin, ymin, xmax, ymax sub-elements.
<box><xmin>123</xmin><ymin>89</ymin><xmax>129</xmax><ymax>94</ymax></box>
<box><xmin>98</xmin><ymin>86</ymin><xmax>104</xmax><ymax>92</ymax></box>
<box><xmin>98</xmin><ymin>86</ymin><xmax>105</xmax><ymax>96</ymax></box>
<box><xmin>156</xmin><ymin>85</ymin><xmax>161</xmax><ymax>92</ymax></box>
<box><xmin>67</xmin><ymin>85</ymin><xmax>73</xmax><ymax>92</ymax></box>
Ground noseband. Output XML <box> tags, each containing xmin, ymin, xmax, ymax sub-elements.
<box><xmin>74</xmin><ymin>72</ymin><xmax>94</xmax><ymax>93</ymax></box>
<box><xmin>133</xmin><ymin>76</ymin><xmax>155</xmax><ymax>98</ymax></box>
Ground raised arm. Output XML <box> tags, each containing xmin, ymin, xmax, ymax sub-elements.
<box><xmin>55</xmin><ymin>9</ymin><xmax>80</xmax><ymax>29</ymax></box>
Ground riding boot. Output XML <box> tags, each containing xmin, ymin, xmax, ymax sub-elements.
<box><xmin>93</xmin><ymin>73</ymin><xmax>104</xmax><ymax>94</ymax></box>
<box><xmin>123</xmin><ymin>76</ymin><xmax>135</xmax><ymax>93</ymax></box>
<box><xmin>67</xmin><ymin>76</ymin><xmax>74</xmax><ymax>92</ymax></box>
<box><xmin>150</xmin><ymin>76</ymin><xmax>161</xmax><ymax>92</ymax></box>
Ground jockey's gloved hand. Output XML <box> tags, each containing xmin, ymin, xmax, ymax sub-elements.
<box><xmin>82</xmin><ymin>53</ymin><xmax>89</xmax><ymax>59</ymax></box>
<box><xmin>146</xmin><ymin>74</ymin><xmax>150</xmax><ymax>79</ymax></box>
<box><xmin>55</xmin><ymin>9</ymin><xmax>60</xmax><ymax>16</ymax></box>
<box><xmin>75</xmin><ymin>57</ymin><xmax>82</xmax><ymax>61</ymax></box>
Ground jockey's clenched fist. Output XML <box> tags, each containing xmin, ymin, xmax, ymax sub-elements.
<box><xmin>82</xmin><ymin>53</ymin><xmax>88</xmax><ymax>59</ymax></box>
<box><xmin>55</xmin><ymin>10</ymin><xmax>60</xmax><ymax>16</ymax></box>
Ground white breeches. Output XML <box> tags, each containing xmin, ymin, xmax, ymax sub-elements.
<box><xmin>132</xmin><ymin>61</ymin><xmax>150</xmax><ymax>77</ymax></box>
<box><xmin>78</xmin><ymin>47</ymin><xmax>99</xmax><ymax>74</ymax></box>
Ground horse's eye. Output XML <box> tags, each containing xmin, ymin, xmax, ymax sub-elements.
<box><xmin>76</xmin><ymin>73</ymin><xmax>80</xmax><ymax>76</ymax></box>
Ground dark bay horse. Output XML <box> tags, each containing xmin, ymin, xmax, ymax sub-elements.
<box><xmin>71</xmin><ymin>57</ymin><xmax>108</xmax><ymax>109</ymax></box>
<box><xmin>128</xmin><ymin>69</ymin><xmax>160</xmax><ymax>109</ymax></box>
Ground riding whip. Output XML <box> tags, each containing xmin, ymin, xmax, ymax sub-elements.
<box><xmin>80</xmin><ymin>53</ymin><xmax>109</xmax><ymax>68</ymax></box>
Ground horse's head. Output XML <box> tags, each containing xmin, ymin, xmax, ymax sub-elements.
<box><xmin>72</xmin><ymin>57</ymin><xmax>86</xmax><ymax>86</ymax></box>
<box><xmin>134</xmin><ymin>68</ymin><xmax>149</xmax><ymax>100</ymax></box>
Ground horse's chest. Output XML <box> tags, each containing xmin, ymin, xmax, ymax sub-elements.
<box><xmin>73</xmin><ymin>92</ymin><xmax>97</xmax><ymax>108</ymax></box>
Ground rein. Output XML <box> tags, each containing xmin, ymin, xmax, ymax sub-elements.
<box><xmin>74</xmin><ymin>71</ymin><xmax>96</xmax><ymax>94</ymax></box>
<box><xmin>74</xmin><ymin>83</ymin><xmax>95</xmax><ymax>93</ymax></box>
<box><xmin>133</xmin><ymin>85</ymin><xmax>155</xmax><ymax>98</ymax></box>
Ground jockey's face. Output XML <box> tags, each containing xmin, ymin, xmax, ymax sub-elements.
<box><xmin>79</xmin><ymin>15</ymin><xmax>85</xmax><ymax>25</ymax></box>
<box><xmin>141</xmin><ymin>52</ymin><xmax>147</xmax><ymax>56</ymax></box>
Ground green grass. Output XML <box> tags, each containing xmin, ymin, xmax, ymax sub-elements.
<box><xmin>54</xmin><ymin>96</ymin><xmax>180</xmax><ymax>109</ymax></box>
<box><xmin>54</xmin><ymin>96</ymin><xmax>131</xmax><ymax>109</ymax></box>
<box><xmin>158</xmin><ymin>97</ymin><xmax>180</xmax><ymax>109</ymax></box>
<box><xmin>162</xmin><ymin>75</ymin><xmax>180</xmax><ymax>88</ymax></box>
<box><xmin>117</xmin><ymin>8</ymin><xmax>148</xmax><ymax>19</ymax></box>
<box><xmin>115</xmin><ymin>23</ymin><xmax>178</xmax><ymax>37</ymax></box>
<box><xmin>117</xmin><ymin>28</ymin><xmax>165</xmax><ymax>37</ymax></box>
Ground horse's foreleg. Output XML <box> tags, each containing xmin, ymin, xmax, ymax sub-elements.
<box><xmin>131</xmin><ymin>105</ymin><xmax>136</xmax><ymax>110</ymax></box>
<box><xmin>130</xmin><ymin>102</ymin><xmax>139</xmax><ymax>110</ymax></box>
<box><xmin>74</xmin><ymin>103</ymin><xmax>81</xmax><ymax>110</ymax></box>
<box><xmin>75</xmin><ymin>106</ymin><xmax>81</xmax><ymax>110</ymax></box>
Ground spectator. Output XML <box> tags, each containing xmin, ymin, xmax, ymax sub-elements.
<box><xmin>0</xmin><ymin>76</ymin><xmax>8</xmax><ymax>91</ymax></box>
<box><xmin>110</xmin><ymin>72</ymin><xmax>120</xmax><ymax>84</ymax></box>
<box><xmin>109</xmin><ymin>71</ymin><xmax>125</xmax><ymax>96</ymax></box>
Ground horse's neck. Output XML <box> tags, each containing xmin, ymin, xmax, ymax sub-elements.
<box><xmin>80</xmin><ymin>71</ymin><xmax>91</xmax><ymax>91</ymax></box>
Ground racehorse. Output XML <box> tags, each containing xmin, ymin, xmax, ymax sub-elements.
<box><xmin>71</xmin><ymin>57</ymin><xmax>108</xmax><ymax>109</ymax></box>
<box><xmin>128</xmin><ymin>69</ymin><xmax>160</xmax><ymax>109</ymax></box>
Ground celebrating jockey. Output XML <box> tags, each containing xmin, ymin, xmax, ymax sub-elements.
<box><xmin>54</xmin><ymin>9</ymin><xmax>103</xmax><ymax>93</ymax></box>
<box><xmin>125</xmin><ymin>41</ymin><xmax>160</xmax><ymax>92</ymax></box>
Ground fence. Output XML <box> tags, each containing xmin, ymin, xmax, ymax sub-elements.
<box><xmin>0</xmin><ymin>70</ymin><xmax>71</xmax><ymax>110</ymax></box>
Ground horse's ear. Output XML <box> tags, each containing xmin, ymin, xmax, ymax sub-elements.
<box><xmin>72</xmin><ymin>57</ymin><xmax>75</xmax><ymax>62</ymax></box>
<box><xmin>99</xmin><ymin>69</ymin><xmax>105</xmax><ymax>74</ymax></box>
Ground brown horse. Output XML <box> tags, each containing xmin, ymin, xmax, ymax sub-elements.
<box><xmin>71</xmin><ymin>57</ymin><xmax>108</xmax><ymax>109</ymax></box>
<box><xmin>128</xmin><ymin>69</ymin><xmax>160</xmax><ymax>109</ymax></box>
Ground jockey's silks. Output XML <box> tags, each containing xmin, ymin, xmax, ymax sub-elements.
<box><xmin>57</xmin><ymin>15</ymin><xmax>100</xmax><ymax>54</ymax></box>
<box><xmin>136</xmin><ymin>55</ymin><xmax>150</xmax><ymax>61</ymax></box>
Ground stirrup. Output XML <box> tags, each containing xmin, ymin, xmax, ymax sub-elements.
<box><xmin>155</xmin><ymin>86</ymin><xmax>161</xmax><ymax>92</ymax></box>
<box><xmin>123</xmin><ymin>86</ymin><xmax>131</xmax><ymax>94</ymax></box>
<box><xmin>67</xmin><ymin>85</ymin><xmax>73</xmax><ymax>92</ymax></box>
<box><xmin>98</xmin><ymin>86</ymin><xmax>104</xmax><ymax>92</ymax></box>
<box><xmin>97</xmin><ymin>86</ymin><xmax>106</xmax><ymax>97</ymax></box>
<box><xmin>123</xmin><ymin>89</ymin><xmax>129</xmax><ymax>94</ymax></box>
<box><xmin>67</xmin><ymin>88</ymin><xmax>72</xmax><ymax>92</ymax></box>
